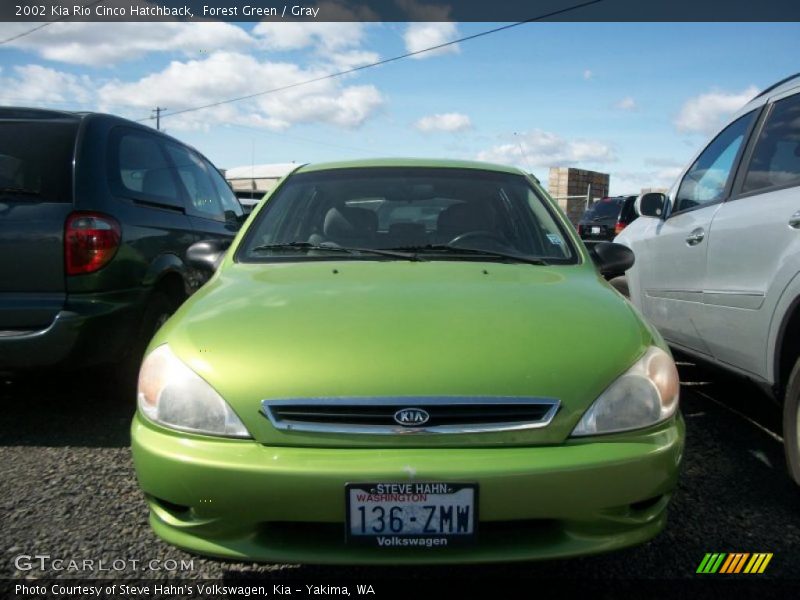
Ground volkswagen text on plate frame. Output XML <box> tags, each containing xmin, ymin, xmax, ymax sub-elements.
<box><xmin>131</xmin><ymin>159</ymin><xmax>684</xmax><ymax>564</ymax></box>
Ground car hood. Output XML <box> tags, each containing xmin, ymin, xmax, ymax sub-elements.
<box><xmin>155</xmin><ymin>260</ymin><xmax>656</xmax><ymax>447</ymax></box>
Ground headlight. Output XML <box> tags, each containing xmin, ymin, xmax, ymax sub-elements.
<box><xmin>571</xmin><ymin>346</ymin><xmax>679</xmax><ymax>436</ymax></box>
<box><xmin>137</xmin><ymin>344</ymin><xmax>251</xmax><ymax>438</ymax></box>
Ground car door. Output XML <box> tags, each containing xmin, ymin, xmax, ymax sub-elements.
<box><xmin>639</xmin><ymin>110</ymin><xmax>758</xmax><ymax>354</ymax></box>
<box><xmin>700</xmin><ymin>87</ymin><xmax>800</xmax><ymax>378</ymax></box>
<box><xmin>104</xmin><ymin>126</ymin><xmax>198</xmax><ymax>291</ymax></box>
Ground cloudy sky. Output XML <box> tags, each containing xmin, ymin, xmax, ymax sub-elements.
<box><xmin>1</xmin><ymin>20</ymin><xmax>798</xmax><ymax>193</ymax></box>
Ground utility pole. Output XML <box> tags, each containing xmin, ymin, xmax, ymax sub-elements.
<box><xmin>151</xmin><ymin>106</ymin><xmax>167</xmax><ymax>130</ymax></box>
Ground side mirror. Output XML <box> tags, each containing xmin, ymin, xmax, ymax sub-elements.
<box><xmin>186</xmin><ymin>239</ymin><xmax>232</xmax><ymax>274</ymax></box>
<box><xmin>587</xmin><ymin>241</ymin><xmax>635</xmax><ymax>278</ymax></box>
<box><xmin>636</xmin><ymin>192</ymin><xmax>668</xmax><ymax>218</ymax></box>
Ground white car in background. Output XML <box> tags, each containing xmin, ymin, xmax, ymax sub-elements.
<box><xmin>615</xmin><ymin>73</ymin><xmax>800</xmax><ymax>484</ymax></box>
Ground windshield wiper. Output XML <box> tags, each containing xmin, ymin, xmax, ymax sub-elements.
<box><xmin>389</xmin><ymin>244</ymin><xmax>549</xmax><ymax>266</ymax></box>
<box><xmin>249</xmin><ymin>242</ymin><xmax>425</xmax><ymax>261</ymax></box>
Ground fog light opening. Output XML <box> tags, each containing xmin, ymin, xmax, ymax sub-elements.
<box><xmin>151</xmin><ymin>495</ymin><xmax>191</xmax><ymax>516</ymax></box>
<box><xmin>630</xmin><ymin>495</ymin><xmax>664</xmax><ymax>512</ymax></box>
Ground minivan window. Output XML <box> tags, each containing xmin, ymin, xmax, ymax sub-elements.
<box><xmin>742</xmin><ymin>93</ymin><xmax>800</xmax><ymax>194</ymax></box>
<box><xmin>204</xmin><ymin>158</ymin><xmax>244</xmax><ymax>220</ymax></box>
<box><xmin>110</xmin><ymin>129</ymin><xmax>181</xmax><ymax>208</ymax></box>
<box><xmin>674</xmin><ymin>111</ymin><xmax>756</xmax><ymax>213</ymax></box>
<box><xmin>166</xmin><ymin>144</ymin><xmax>224</xmax><ymax>220</ymax></box>
<box><xmin>0</xmin><ymin>121</ymin><xmax>77</xmax><ymax>202</ymax></box>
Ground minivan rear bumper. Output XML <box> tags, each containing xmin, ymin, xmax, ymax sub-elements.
<box><xmin>0</xmin><ymin>289</ymin><xmax>147</xmax><ymax>372</ymax></box>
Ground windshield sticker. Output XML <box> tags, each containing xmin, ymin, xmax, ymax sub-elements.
<box><xmin>546</xmin><ymin>233</ymin><xmax>564</xmax><ymax>246</ymax></box>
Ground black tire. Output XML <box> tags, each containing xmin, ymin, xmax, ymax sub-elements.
<box><xmin>784</xmin><ymin>358</ymin><xmax>800</xmax><ymax>485</ymax></box>
<box><xmin>138</xmin><ymin>290</ymin><xmax>177</xmax><ymax>349</ymax></box>
<box><xmin>112</xmin><ymin>291</ymin><xmax>178</xmax><ymax>394</ymax></box>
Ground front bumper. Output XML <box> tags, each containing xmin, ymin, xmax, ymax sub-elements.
<box><xmin>131</xmin><ymin>413</ymin><xmax>684</xmax><ymax>564</ymax></box>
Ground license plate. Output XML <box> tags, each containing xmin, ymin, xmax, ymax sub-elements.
<box><xmin>345</xmin><ymin>482</ymin><xmax>477</xmax><ymax>546</ymax></box>
<box><xmin>591</xmin><ymin>226</ymin><xmax>601</xmax><ymax>234</ymax></box>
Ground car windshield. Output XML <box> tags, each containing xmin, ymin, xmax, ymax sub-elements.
<box><xmin>584</xmin><ymin>199</ymin><xmax>623</xmax><ymax>219</ymax></box>
<box><xmin>237</xmin><ymin>167</ymin><xmax>575</xmax><ymax>264</ymax></box>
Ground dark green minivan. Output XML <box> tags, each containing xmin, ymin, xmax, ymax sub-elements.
<box><xmin>0</xmin><ymin>107</ymin><xmax>244</xmax><ymax>375</ymax></box>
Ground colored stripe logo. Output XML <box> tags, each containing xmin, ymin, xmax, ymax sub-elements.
<box><xmin>696</xmin><ymin>553</ymin><xmax>773</xmax><ymax>574</ymax></box>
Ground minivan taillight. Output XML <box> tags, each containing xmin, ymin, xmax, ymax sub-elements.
<box><xmin>615</xmin><ymin>222</ymin><xmax>627</xmax><ymax>235</ymax></box>
<box><xmin>65</xmin><ymin>212</ymin><xmax>121</xmax><ymax>275</ymax></box>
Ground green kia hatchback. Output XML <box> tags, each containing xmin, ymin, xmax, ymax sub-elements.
<box><xmin>131</xmin><ymin>159</ymin><xmax>684</xmax><ymax>564</ymax></box>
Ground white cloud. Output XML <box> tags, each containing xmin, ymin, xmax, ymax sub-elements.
<box><xmin>0</xmin><ymin>22</ymin><xmax>253</xmax><ymax>67</ymax></box>
<box><xmin>0</xmin><ymin>65</ymin><xmax>94</xmax><ymax>106</ymax></box>
<box><xmin>609</xmin><ymin>167</ymin><xmax>683</xmax><ymax>195</ymax></box>
<box><xmin>325</xmin><ymin>49</ymin><xmax>381</xmax><ymax>70</ymax></box>
<box><xmin>251</xmin><ymin>21</ymin><xmax>380</xmax><ymax>73</ymax></box>
<box><xmin>415</xmin><ymin>112</ymin><xmax>472</xmax><ymax>133</ymax></box>
<box><xmin>476</xmin><ymin>130</ymin><xmax>616</xmax><ymax>168</ymax></box>
<box><xmin>675</xmin><ymin>85</ymin><xmax>759</xmax><ymax>134</ymax></box>
<box><xmin>97</xmin><ymin>51</ymin><xmax>384</xmax><ymax>131</ymax></box>
<box><xmin>644</xmin><ymin>157</ymin><xmax>685</xmax><ymax>168</ymax></box>
<box><xmin>615</xmin><ymin>96</ymin><xmax>637</xmax><ymax>111</ymax></box>
<box><xmin>583</xmin><ymin>69</ymin><xmax>593</xmax><ymax>80</ymax></box>
<box><xmin>252</xmin><ymin>22</ymin><xmax>366</xmax><ymax>52</ymax></box>
<box><xmin>403</xmin><ymin>23</ymin><xmax>460</xmax><ymax>59</ymax></box>
<box><xmin>256</xmin><ymin>84</ymin><xmax>384</xmax><ymax>130</ymax></box>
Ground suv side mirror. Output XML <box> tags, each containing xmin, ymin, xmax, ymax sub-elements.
<box><xmin>636</xmin><ymin>192</ymin><xmax>668</xmax><ymax>218</ymax></box>
<box><xmin>186</xmin><ymin>239</ymin><xmax>232</xmax><ymax>274</ymax></box>
<box><xmin>586</xmin><ymin>241</ymin><xmax>635</xmax><ymax>278</ymax></box>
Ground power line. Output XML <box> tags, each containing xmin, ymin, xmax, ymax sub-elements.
<box><xmin>0</xmin><ymin>0</ymin><xmax>105</xmax><ymax>45</ymax></box>
<box><xmin>141</xmin><ymin>0</ymin><xmax>603</xmax><ymax>124</ymax></box>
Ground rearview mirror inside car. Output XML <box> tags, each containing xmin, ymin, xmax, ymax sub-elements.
<box><xmin>636</xmin><ymin>192</ymin><xmax>668</xmax><ymax>218</ymax></box>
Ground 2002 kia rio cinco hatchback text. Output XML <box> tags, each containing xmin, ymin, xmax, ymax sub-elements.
<box><xmin>131</xmin><ymin>159</ymin><xmax>684</xmax><ymax>563</ymax></box>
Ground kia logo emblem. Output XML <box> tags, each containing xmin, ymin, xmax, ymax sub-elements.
<box><xmin>393</xmin><ymin>408</ymin><xmax>430</xmax><ymax>426</ymax></box>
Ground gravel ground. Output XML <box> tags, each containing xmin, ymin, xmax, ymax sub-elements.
<box><xmin>1</xmin><ymin>361</ymin><xmax>799</xmax><ymax>582</ymax></box>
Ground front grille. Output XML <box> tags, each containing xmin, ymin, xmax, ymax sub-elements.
<box><xmin>261</xmin><ymin>397</ymin><xmax>560</xmax><ymax>435</ymax></box>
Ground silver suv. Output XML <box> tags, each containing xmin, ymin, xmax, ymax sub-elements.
<box><xmin>615</xmin><ymin>73</ymin><xmax>800</xmax><ymax>484</ymax></box>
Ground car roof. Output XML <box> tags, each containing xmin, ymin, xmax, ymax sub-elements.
<box><xmin>733</xmin><ymin>73</ymin><xmax>800</xmax><ymax>118</ymax></box>
<box><xmin>751</xmin><ymin>72</ymin><xmax>800</xmax><ymax>101</ymax></box>
<box><xmin>294</xmin><ymin>158</ymin><xmax>526</xmax><ymax>176</ymax></box>
<box><xmin>0</xmin><ymin>106</ymin><xmax>87</xmax><ymax>121</ymax></box>
<box><xmin>0</xmin><ymin>105</ymin><xmax>217</xmax><ymax>166</ymax></box>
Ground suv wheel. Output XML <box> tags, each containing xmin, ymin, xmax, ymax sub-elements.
<box><xmin>114</xmin><ymin>291</ymin><xmax>178</xmax><ymax>393</ymax></box>
<box><xmin>140</xmin><ymin>291</ymin><xmax>177</xmax><ymax>345</ymax></box>
<box><xmin>784</xmin><ymin>358</ymin><xmax>800</xmax><ymax>485</ymax></box>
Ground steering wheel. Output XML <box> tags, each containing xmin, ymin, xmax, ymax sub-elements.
<box><xmin>447</xmin><ymin>230</ymin><xmax>512</xmax><ymax>249</ymax></box>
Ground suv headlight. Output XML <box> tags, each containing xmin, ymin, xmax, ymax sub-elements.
<box><xmin>137</xmin><ymin>344</ymin><xmax>251</xmax><ymax>438</ymax></box>
<box><xmin>571</xmin><ymin>346</ymin><xmax>679</xmax><ymax>436</ymax></box>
